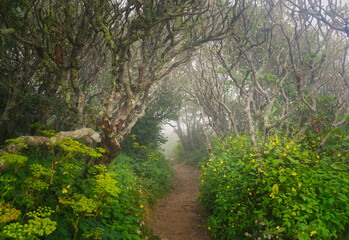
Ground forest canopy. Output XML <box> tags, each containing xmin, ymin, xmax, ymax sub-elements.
<box><xmin>0</xmin><ymin>0</ymin><xmax>347</xmax><ymax>163</ymax></box>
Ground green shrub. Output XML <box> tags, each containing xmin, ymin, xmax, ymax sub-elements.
<box><xmin>200</xmin><ymin>135</ymin><xmax>349</xmax><ymax>239</ymax></box>
<box><xmin>0</xmin><ymin>138</ymin><xmax>146</xmax><ymax>240</ymax></box>
<box><xmin>114</xmin><ymin>144</ymin><xmax>173</xmax><ymax>205</ymax></box>
<box><xmin>173</xmin><ymin>142</ymin><xmax>208</xmax><ymax>165</ymax></box>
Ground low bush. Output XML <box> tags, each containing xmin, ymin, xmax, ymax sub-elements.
<box><xmin>115</xmin><ymin>139</ymin><xmax>173</xmax><ymax>205</ymax></box>
<box><xmin>173</xmin><ymin>142</ymin><xmax>208</xmax><ymax>165</ymax></box>
<box><xmin>200</xmin><ymin>134</ymin><xmax>349</xmax><ymax>239</ymax></box>
<box><xmin>0</xmin><ymin>133</ymin><xmax>172</xmax><ymax>239</ymax></box>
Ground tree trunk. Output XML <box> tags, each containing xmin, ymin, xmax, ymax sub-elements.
<box><xmin>97</xmin><ymin>116</ymin><xmax>121</xmax><ymax>165</ymax></box>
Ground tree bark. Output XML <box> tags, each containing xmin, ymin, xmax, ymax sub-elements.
<box><xmin>0</xmin><ymin>128</ymin><xmax>101</xmax><ymax>170</ymax></box>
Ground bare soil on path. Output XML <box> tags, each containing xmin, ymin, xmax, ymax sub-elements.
<box><xmin>148</xmin><ymin>161</ymin><xmax>211</xmax><ymax>240</ymax></box>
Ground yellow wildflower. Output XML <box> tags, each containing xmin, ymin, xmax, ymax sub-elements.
<box><xmin>270</xmin><ymin>193</ymin><xmax>275</xmax><ymax>199</ymax></box>
<box><xmin>283</xmin><ymin>152</ymin><xmax>287</xmax><ymax>156</ymax></box>
<box><xmin>286</xmin><ymin>145</ymin><xmax>289</xmax><ymax>149</ymax></box>
<box><xmin>276</xmin><ymin>226</ymin><xmax>280</xmax><ymax>230</ymax></box>
<box><xmin>209</xmin><ymin>158</ymin><xmax>212</xmax><ymax>161</ymax></box>
<box><xmin>227</xmin><ymin>186</ymin><xmax>230</xmax><ymax>189</ymax></box>
<box><xmin>338</xmin><ymin>153</ymin><xmax>341</xmax><ymax>157</ymax></box>
<box><xmin>292</xmin><ymin>211</ymin><xmax>296</xmax><ymax>215</ymax></box>
<box><xmin>208</xmin><ymin>226</ymin><xmax>211</xmax><ymax>230</ymax></box>
<box><xmin>224</xmin><ymin>174</ymin><xmax>227</xmax><ymax>177</ymax></box>
<box><xmin>290</xmin><ymin>141</ymin><xmax>294</xmax><ymax>144</ymax></box>
<box><xmin>294</xmin><ymin>147</ymin><xmax>296</xmax><ymax>150</ymax></box>
<box><xmin>220</xmin><ymin>161</ymin><xmax>223</xmax><ymax>164</ymax></box>
<box><xmin>213</xmin><ymin>168</ymin><xmax>216</xmax><ymax>171</ymax></box>
<box><xmin>317</xmin><ymin>155</ymin><xmax>320</xmax><ymax>159</ymax></box>
<box><xmin>292</xmin><ymin>187</ymin><xmax>295</xmax><ymax>191</ymax></box>
<box><xmin>63</xmin><ymin>172</ymin><xmax>68</xmax><ymax>175</ymax></box>
<box><xmin>202</xmin><ymin>179</ymin><xmax>204</xmax><ymax>183</ymax></box>
<box><xmin>298</xmin><ymin>183</ymin><xmax>301</xmax><ymax>187</ymax></box>
<box><xmin>280</xmin><ymin>169</ymin><xmax>284</xmax><ymax>172</ymax></box>
<box><xmin>202</xmin><ymin>165</ymin><xmax>204</xmax><ymax>168</ymax></box>
<box><xmin>67</xmin><ymin>185</ymin><xmax>71</xmax><ymax>189</ymax></box>
<box><xmin>227</xmin><ymin>149</ymin><xmax>229</xmax><ymax>152</ymax></box>
<box><xmin>310</xmin><ymin>231</ymin><xmax>316</xmax><ymax>236</ymax></box>
<box><xmin>251</xmin><ymin>159</ymin><xmax>255</xmax><ymax>163</ymax></box>
<box><xmin>230</xmin><ymin>136</ymin><xmax>232</xmax><ymax>139</ymax></box>
<box><xmin>62</xmin><ymin>188</ymin><xmax>67</xmax><ymax>194</ymax></box>
<box><xmin>140</xmin><ymin>205</ymin><xmax>144</xmax><ymax>208</ymax></box>
<box><xmin>272</xmin><ymin>142</ymin><xmax>276</xmax><ymax>146</ymax></box>
<box><xmin>292</xmin><ymin>172</ymin><xmax>297</xmax><ymax>176</ymax></box>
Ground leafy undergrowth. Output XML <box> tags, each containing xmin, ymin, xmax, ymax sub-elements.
<box><xmin>200</xmin><ymin>134</ymin><xmax>349</xmax><ymax>240</ymax></box>
<box><xmin>173</xmin><ymin>142</ymin><xmax>208</xmax><ymax>166</ymax></box>
<box><xmin>0</xmin><ymin>134</ymin><xmax>172</xmax><ymax>239</ymax></box>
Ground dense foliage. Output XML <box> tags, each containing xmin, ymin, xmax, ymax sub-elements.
<box><xmin>173</xmin><ymin>141</ymin><xmax>208</xmax><ymax>166</ymax></box>
<box><xmin>200</xmin><ymin>131</ymin><xmax>349</xmax><ymax>239</ymax></box>
<box><xmin>0</xmin><ymin>133</ymin><xmax>172</xmax><ymax>240</ymax></box>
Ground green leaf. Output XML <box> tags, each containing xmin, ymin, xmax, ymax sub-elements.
<box><xmin>272</xmin><ymin>159</ymin><xmax>282</xmax><ymax>166</ymax></box>
<box><xmin>297</xmin><ymin>232</ymin><xmax>308</xmax><ymax>240</ymax></box>
<box><xmin>287</xmin><ymin>156</ymin><xmax>299</xmax><ymax>164</ymax></box>
<box><xmin>279</xmin><ymin>176</ymin><xmax>287</xmax><ymax>183</ymax></box>
<box><xmin>328</xmin><ymin>198</ymin><xmax>335</xmax><ymax>204</ymax></box>
<box><xmin>272</xmin><ymin>184</ymin><xmax>279</xmax><ymax>193</ymax></box>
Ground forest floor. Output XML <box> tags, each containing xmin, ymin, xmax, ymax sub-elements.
<box><xmin>148</xmin><ymin>161</ymin><xmax>212</xmax><ymax>240</ymax></box>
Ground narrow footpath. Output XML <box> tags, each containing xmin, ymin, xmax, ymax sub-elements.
<box><xmin>148</xmin><ymin>161</ymin><xmax>211</xmax><ymax>240</ymax></box>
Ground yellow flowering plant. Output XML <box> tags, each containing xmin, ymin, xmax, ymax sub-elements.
<box><xmin>200</xmin><ymin>134</ymin><xmax>349</xmax><ymax>239</ymax></box>
<box><xmin>0</xmin><ymin>133</ymin><xmax>160</xmax><ymax>240</ymax></box>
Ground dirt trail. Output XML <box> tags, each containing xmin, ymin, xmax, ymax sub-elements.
<box><xmin>148</xmin><ymin>161</ymin><xmax>211</xmax><ymax>240</ymax></box>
